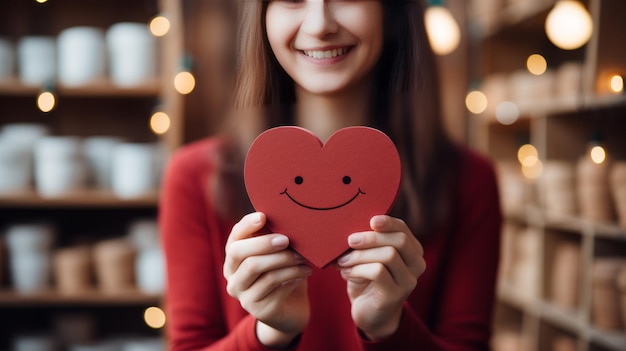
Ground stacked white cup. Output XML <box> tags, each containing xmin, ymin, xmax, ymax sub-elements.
<box><xmin>58</xmin><ymin>27</ymin><xmax>106</xmax><ymax>87</ymax></box>
<box><xmin>128</xmin><ymin>219</ymin><xmax>164</xmax><ymax>294</ymax></box>
<box><xmin>111</xmin><ymin>143</ymin><xmax>157</xmax><ymax>198</ymax></box>
<box><xmin>83</xmin><ymin>136</ymin><xmax>123</xmax><ymax>190</ymax></box>
<box><xmin>106</xmin><ymin>23</ymin><xmax>156</xmax><ymax>87</ymax></box>
<box><xmin>34</xmin><ymin>136</ymin><xmax>86</xmax><ymax>197</ymax></box>
<box><xmin>17</xmin><ymin>36</ymin><xmax>56</xmax><ymax>86</ymax></box>
<box><xmin>5</xmin><ymin>223</ymin><xmax>55</xmax><ymax>293</ymax></box>
<box><xmin>0</xmin><ymin>37</ymin><xmax>14</xmax><ymax>82</ymax></box>
<box><xmin>0</xmin><ymin>123</ymin><xmax>50</xmax><ymax>193</ymax></box>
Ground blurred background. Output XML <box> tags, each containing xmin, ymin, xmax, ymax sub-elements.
<box><xmin>0</xmin><ymin>0</ymin><xmax>624</xmax><ymax>350</ymax></box>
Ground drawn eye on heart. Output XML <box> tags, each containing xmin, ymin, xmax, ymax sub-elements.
<box><xmin>279</xmin><ymin>175</ymin><xmax>366</xmax><ymax>211</ymax></box>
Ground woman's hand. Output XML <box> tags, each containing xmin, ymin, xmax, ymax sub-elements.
<box><xmin>336</xmin><ymin>215</ymin><xmax>426</xmax><ymax>341</ymax></box>
<box><xmin>223</xmin><ymin>212</ymin><xmax>312</xmax><ymax>348</ymax></box>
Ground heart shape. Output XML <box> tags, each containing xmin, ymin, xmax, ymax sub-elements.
<box><xmin>244</xmin><ymin>126</ymin><xmax>401</xmax><ymax>268</ymax></box>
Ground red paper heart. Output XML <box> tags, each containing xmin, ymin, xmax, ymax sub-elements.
<box><xmin>244</xmin><ymin>126</ymin><xmax>401</xmax><ymax>268</ymax></box>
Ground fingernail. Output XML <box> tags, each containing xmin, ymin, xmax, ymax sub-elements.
<box><xmin>371</xmin><ymin>215</ymin><xmax>385</xmax><ymax>227</ymax></box>
<box><xmin>341</xmin><ymin>268</ymin><xmax>351</xmax><ymax>277</ymax></box>
<box><xmin>250</xmin><ymin>212</ymin><xmax>262</xmax><ymax>224</ymax></box>
<box><xmin>338</xmin><ymin>253</ymin><xmax>351</xmax><ymax>266</ymax></box>
<box><xmin>348</xmin><ymin>233</ymin><xmax>363</xmax><ymax>246</ymax></box>
<box><xmin>270</xmin><ymin>235</ymin><xmax>289</xmax><ymax>248</ymax></box>
<box><xmin>293</xmin><ymin>252</ymin><xmax>305</xmax><ymax>262</ymax></box>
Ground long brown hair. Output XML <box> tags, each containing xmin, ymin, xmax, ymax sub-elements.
<box><xmin>215</xmin><ymin>0</ymin><xmax>460</xmax><ymax>237</ymax></box>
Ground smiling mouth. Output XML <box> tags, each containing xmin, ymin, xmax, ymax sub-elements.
<box><xmin>301</xmin><ymin>47</ymin><xmax>352</xmax><ymax>59</ymax></box>
<box><xmin>280</xmin><ymin>188</ymin><xmax>365</xmax><ymax>211</ymax></box>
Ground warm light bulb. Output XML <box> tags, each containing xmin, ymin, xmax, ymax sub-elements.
<box><xmin>150</xmin><ymin>111</ymin><xmax>171</xmax><ymax>135</ymax></box>
<box><xmin>425</xmin><ymin>6</ymin><xmax>461</xmax><ymax>55</ymax></box>
<box><xmin>517</xmin><ymin>144</ymin><xmax>539</xmax><ymax>167</ymax></box>
<box><xmin>144</xmin><ymin>306</ymin><xmax>166</xmax><ymax>329</ymax></box>
<box><xmin>150</xmin><ymin>15</ymin><xmax>171</xmax><ymax>37</ymax></box>
<box><xmin>35</xmin><ymin>0</ymin><xmax>48</xmax><ymax>3</ymax></box>
<box><xmin>174</xmin><ymin>71</ymin><xmax>195</xmax><ymax>95</ymax></box>
<box><xmin>590</xmin><ymin>145</ymin><xmax>606</xmax><ymax>164</ymax></box>
<box><xmin>545</xmin><ymin>1</ymin><xmax>593</xmax><ymax>50</ymax></box>
<box><xmin>527</xmin><ymin>54</ymin><xmax>547</xmax><ymax>75</ymax></box>
<box><xmin>465</xmin><ymin>90</ymin><xmax>488</xmax><ymax>114</ymax></box>
<box><xmin>522</xmin><ymin>160</ymin><xmax>543</xmax><ymax>180</ymax></box>
<box><xmin>610</xmin><ymin>75</ymin><xmax>624</xmax><ymax>93</ymax></box>
<box><xmin>495</xmin><ymin>101</ymin><xmax>519</xmax><ymax>125</ymax></box>
<box><xmin>37</xmin><ymin>91</ymin><xmax>56</xmax><ymax>112</ymax></box>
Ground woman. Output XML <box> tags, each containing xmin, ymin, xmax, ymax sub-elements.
<box><xmin>160</xmin><ymin>0</ymin><xmax>502</xmax><ymax>350</ymax></box>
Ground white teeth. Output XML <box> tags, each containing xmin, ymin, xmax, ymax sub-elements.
<box><xmin>303</xmin><ymin>47</ymin><xmax>348</xmax><ymax>59</ymax></box>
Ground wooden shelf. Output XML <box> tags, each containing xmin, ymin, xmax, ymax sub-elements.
<box><xmin>0</xmin><ymin>289</ymin><xmax>161</xmax><ymax>307</ymax></box>
<box><xmin>0</xmin><ymin>190</ymin><xmax>159</xmax><ymax>208</ymax></box>
<box><xmin>0</xmin><ymin>77</ymin><xmax>160</xmax><ymax>97</ymax></box>
<box><xmin>588</xmin><ymin>327</ymin><xmax>626</xmax><ymax>351</ymax></box>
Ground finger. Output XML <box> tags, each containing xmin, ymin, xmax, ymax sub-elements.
<box><xmin>226</xmin><ymin>212</ymin><xmax>266</xmax><ymax>248</ymax></box>
<box><xmin>340</xmin><ymin>262</ymin><xmax>397</xmax><ymax>295</ymax></box>
<box><xmin>337</xmin><ymin>246</ymin><xmax>415</xmax><ymax>286</ymax></box>
<box><xmin>224</xmin><ymin>233</ymin><xmax>290</xmax><ymax>278</ymax></box>
<box><xmin>227</xmin><ymin>250</ymin><xmax>306</xmax><ymax>295</ymax></box>
<box><xmin>240</xmin><ymin>264</ymin><xmax>313</xmax><ymax>303</ymax></box>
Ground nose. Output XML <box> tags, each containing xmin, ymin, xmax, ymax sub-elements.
<box><xmin>301</xmin><ymin>0</ymin><xmax>338</xmax><ymax>38</ymax></box>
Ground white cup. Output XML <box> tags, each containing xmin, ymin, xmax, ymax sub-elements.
<box><xmin>0</xmin><ymin>137</ymin><xmax>31</xmax><ymax>193</ymax></box>
<box><xmin>0</xmin><ymin>37</ymin><xmax>14</xmax><ymax>81</ymax></box>
<box><xmin>9</xmin><ymin>251</ymin><xmax>52</xmax><ymax>293</ymax></box>
<box><xmin>58</xmin><ymin>27</ymin><xmax>106</xmax><ymax>86</ymax></box>
<box><xmin>127</xmin><ymin>219</ymin><xmax>160</xmax><ymax>250</ymax></box>
<box><xmin>83</xmin><ymin>136</ymin><xmax>123</xmax><ymax>189</ymax></box>
<box><xmin>111</xmin><ymin>143</ymin><xmax>156</xmax><ymax>198</ymax></box>
<box><xmin>136</xmin><ymin>247</ymin><xmax>165</xmax><ymax>294</ymax></box>
<box><xmin>17</xmin><ymin>36</ymin><xmax>56</xmax><ymax>86</ymax></box>
<box><xmin>13</xmin><ymin>335</ymin><xmax>56</xmax><ymax>351</ymax></box>
<box><xmin>106</xmin><ymin>23</ymin><xmax>156</xmax><ymax>87</ymax></box>
<box><xmin>34</xmin><ymin>136</ymin><xmax>86</xmax><ymax>197</ymax></box>
<box><xmin>5</xmin><ymin>223</ymin><xmax>55</xmax><ymax>253</ymax></box>
<box><xmin>0</xmin><ymin>123</ymin><xmax>50</xmax><ymax>147</ymax></box>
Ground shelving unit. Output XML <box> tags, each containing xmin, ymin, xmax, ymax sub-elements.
<box><xmin>0</xmin><ymin>0</ymin><xmax>185</xmax><ymax>349</ymax></box>
<box><xmin>469</xmin><ymin>1</ymin><xmax>626</xmax><ymax>350</ymax></box>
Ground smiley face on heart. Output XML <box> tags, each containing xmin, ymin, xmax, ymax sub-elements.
<box><xmin>244</xmin><ymin>126</ymin><xmax>402</xmax><ymax>268</ymax></box>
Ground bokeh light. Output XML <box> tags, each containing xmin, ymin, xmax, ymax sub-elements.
<box><xmin>545</xmin><ymin>0</ymin><xmax>593</xmax><ymax>50</ymax></box>
<box><xmin>144</xmin><ymin>306</ymin><xmax>166</xmax><ymax>329</ymax></box>
<box><xmin>590</xmin><ymin>145</ymin><xmax>606</xmax><ymax>164</ymax></box>
<box><xmin>150</xmin><ymin>15</ymin><xmax>171</xmax><ymax>37</ymax></box>
<box><xmin>527</xmin><ymin>54</ymin><xmax>548</xmax><ymax>76</ymax></box>
<box><xmin>517</xmin><ymin>144</ymin><xmax>539</xmax><ymax>167</ymax></box>
<box><xmin>495</xmin><ymin>101</ymin><xmax>520</xmax><ymax>125</ymax></box>
<box><xmin>150</xmin><ymin>111</ymin><xmax>171</xmax><ymax>135</ymax></box>
<box><xmin>465</xmin><ymin>90</ymin><xmax>488</xmax><ymax>114</ymax></box>
<box><xmin>610</xmin><ymin>75</ymin><xmax>624</xmax><ymax>93</ymax></box>
<box><xmin>425</xmin><ymin>6</ymin><xmax>461</xmax><ymax>55</ymax></box>
<box><xmin>174</xmin><ymin>71</ymin><xmax>195</xmax><ymax>95</ymax></box>
<box><xmin>37</xmin><ymin>91</ymin><xmax>56</xmax><ymax>113</ymax></box>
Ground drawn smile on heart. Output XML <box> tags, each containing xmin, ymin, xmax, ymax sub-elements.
<box><xmin>279</xmin><ymin>175</ymin><xmax>366</xmax><ymax>211</ymax></box>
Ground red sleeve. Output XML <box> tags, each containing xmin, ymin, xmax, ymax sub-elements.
<box><xmin>160</xmin><ymin>140</ymin><xmax>293</xmax><ymax>351</ymax></box>
<box><xmin>360</xmin><ymin>150</ymin><xmax>502</xmax><ymax>350</ymax></box>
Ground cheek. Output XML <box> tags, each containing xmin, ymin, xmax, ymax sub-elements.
<box><xmin>265</xmin><ymin>7</ymin><xmax>295</xmax><ymax>57</ymax></box>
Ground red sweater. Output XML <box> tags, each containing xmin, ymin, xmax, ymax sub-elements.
<box><xmin>160</xmin><ymin>138</ymin><xmax>502</xmax><ymax>351</ymax></box>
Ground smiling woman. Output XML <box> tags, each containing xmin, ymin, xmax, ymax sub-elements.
<box><xmin>160</xmin><ymin>0</ymin><xmax>502</xmax><ymax>350</ymax></box>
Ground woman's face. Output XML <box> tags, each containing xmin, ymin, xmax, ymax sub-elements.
<box><xmin>266</xmin><ymin>0</ymin><xmax>384</xmax><ymax>96</ymax></box>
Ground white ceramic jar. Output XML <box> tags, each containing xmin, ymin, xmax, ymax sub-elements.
<box><xmin>58</xmin><ymin>27</ymin><xmax>106</xmax><ymax>86</ymax></box>
<box><xmin>111</xmin><ymin>143</ymin><xmax>156</xmax><ymax>198</ymax></box>
<box><xmin>106</xmin><ymin>23</ymin><xmax>156</xmax><ymax>87</ymax></box>
<box><xmin>0</xmin><ymin>137</ymin><xmax>31</xmax><ymax>193</ymax></box>
<box><xmin>83</xmin><ymin>136</ymin><xmax>123</xmax><ymax>189</ymax></box>
<box><xmin>136</xmin><ymin>247</ymin><xmax>164</xmax><ymax>294</ymax></box>
<box><xmin>0</xmin><ymin>37</ymin><xmax>14</xmax><ymax>81</ymax></box>
<box><xmin>17</xmin><ymin>36</ymin><xmax>56</xmax><ymax>86</ymax></box>
<box><xmin>5</xmin><ymin>223</ymin><xmax>55</xmax><ymax>293</ymax></box>
<box><xmin>34</xmin><ymin>136</ymin><xmax>86</xmax><ymax>197</ymax></box>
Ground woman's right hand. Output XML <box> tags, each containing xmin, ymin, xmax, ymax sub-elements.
<box><xmin>223</xmin><ymin>212</ymin><xmax>312</xmax><ymax>348</ymax></box>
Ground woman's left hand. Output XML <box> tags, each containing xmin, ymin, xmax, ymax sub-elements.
<box><xmin>336</xmin><ymin>215</ymin><xmax>426</xmax><ymax>341</ymax></box>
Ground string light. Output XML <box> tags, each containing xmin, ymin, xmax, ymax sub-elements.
<box><xmin>465</xmin><ymin>90</ymin><xmax>488</xmax><ymax>114</ymax></box>
<box><xmin>517</xmin><ymin>144</ymin><xmax>539</xmax><ymax>167</ymax></box>
<box><xmin>522</xmin><ymin>160</ymin><xmax>543</xmax><ymax>180</ymax></box>
<box><xmin>144</xmin><ymin>306</ymin><xmax>166</xmax><ymax>329</ymax></box>
<box><xmin>425</xmin><ymin>0</ymin><xmax>460</xmax><ymax>56</ymax></box>
<box><xmin>150</xmin><ymin>15</ymin><xmax>171</xmax><ymax>37</ymax></box>
<box><xmin>37</xmin><ymin>83</ymin><xmax>56</xmax><ymax>113</ymax></box>
<box><xmin>35</xmin><ymin>0</ymin><xmax>48</xmax><ymax>3</ymax></box>
<box><xmin>174</xmin><ymin>55</ymin><xmax>195</xmax><ymax>95</ymax></box>
<box><xmin>610</xmin><ymin>75</ymin><xmax>624</xmax><ymax>94</ymax></box>
<box><xmin>527</xmin><ymin>54</ymin><xmax>548</xmax><ymax>76</ymax></box>
<box><xmin>150</xmin><ymin>111</ymin><xmax>171</xmax><ymax>135</ymax></box>
<box><xmin>590</xmin><ymin>145</ymin><xmax>606</xmax><ymax>164</ymax></box>
<box><xmin>545</xmin><ymin>1</ymin><xmax>593</xmax><ymax>50</ymax></box>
